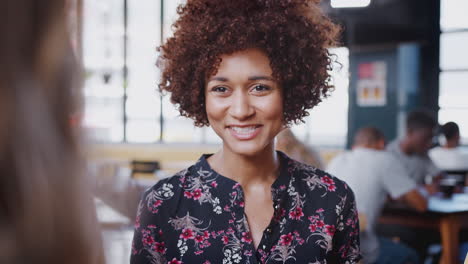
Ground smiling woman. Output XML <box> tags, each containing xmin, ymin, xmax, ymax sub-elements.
<box><xmin>131</xmin><ymin>1</ymin><xmax>361</xmax><ymax>263</ymax></box>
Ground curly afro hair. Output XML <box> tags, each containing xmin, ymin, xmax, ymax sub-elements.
<box><xmin>158</xmin><ymin>0</ymin><xmax>341</xmax><ymax>127</ymax></box>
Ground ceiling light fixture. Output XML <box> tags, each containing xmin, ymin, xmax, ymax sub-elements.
<box><xmin>331</xmin><ymin>0</ymin><xmax>371</xmax><ymax>8</ymax></box>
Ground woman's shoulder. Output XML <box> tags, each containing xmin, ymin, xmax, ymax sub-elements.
<box><xmin>144</xmin><ymin>155</ymin><xmax>209</xmax><ymax>193</ymax></box>
<box><xmin>285</xmin><ymin>155</ymin><xmax>355</xmax><ymax>199</ymax></box>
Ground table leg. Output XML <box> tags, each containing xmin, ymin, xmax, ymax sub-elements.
<box><xmin>439</xmin><ymin>214</ymin><xmax>461</xmax><ymax>264</ymax></box>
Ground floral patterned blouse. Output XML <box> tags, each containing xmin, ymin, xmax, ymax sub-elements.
<box><xmin>131</xmin><ymin>152</ymin><xmax>360</xmax><ymax>264</ymax></box>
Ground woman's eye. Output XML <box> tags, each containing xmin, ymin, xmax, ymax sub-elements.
<box><xmin>252</xmin><ymin>84</ymin><xmax>271</xmax><ymax>92</ymax></box>
<box><xmin>211</xmin><ymin>86</ymin><xmax>228</xmax><ymax>93</ymax></box>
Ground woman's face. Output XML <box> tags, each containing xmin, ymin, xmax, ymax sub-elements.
<box><xmin>205</xmin><ymin>48</ymin><xmax>284</xmax><ymax>157</ymax></box>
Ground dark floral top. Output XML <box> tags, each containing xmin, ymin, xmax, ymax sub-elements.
<box><xmin>131</xmin><ymin>152</ymin><xmax>360</xmax><ymax>264</ymax></box>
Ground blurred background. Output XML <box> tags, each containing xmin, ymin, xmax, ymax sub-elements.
<box><xmin>69</xmin><ymin>0</ymin><xmax>468</xmax><ymax>263</ymax></box>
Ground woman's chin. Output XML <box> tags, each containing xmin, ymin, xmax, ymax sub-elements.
<box><xmin>223</xmin><ymin>141</ymin><xmax>273</xmax><ymax>157</ymax></box>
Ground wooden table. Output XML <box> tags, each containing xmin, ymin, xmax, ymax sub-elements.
<box><xmin>380</xmin><ymin>193</ymin><xmax>468</xmax><ymax>264</ymax></box>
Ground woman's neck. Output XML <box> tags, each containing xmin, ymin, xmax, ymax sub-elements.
<box><xmin>208</xmin><ymin>144</ymin><xmax>280</xmax><ymax>187</ymax></box>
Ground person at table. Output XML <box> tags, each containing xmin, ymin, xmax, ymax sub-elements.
<box><xmin>429</xmin><ymin>121</ymin><xmax>468</xmax><ymax>171</ymax></box>
<box><xmin>386</xmin><ymin>110</ymin><xmax>441</xmax><ymax>189</ymax></box>
<box><xmin>327</xmin><ymin>127</ymin><xmax>427</xmax><ymax>264</ymax></box>
<box><xmin>130</xmin><ymin>0</ymin><xmax>361</xmax><ymax>263</ymax></box>
<box><xmin>0</xmin><ymin>0</ymin><xmax>103</xmax><ymax>263</ymax></box>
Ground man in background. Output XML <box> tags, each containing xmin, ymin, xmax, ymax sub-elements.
<box><xmin>328</xmin><ymin>127</ymin><xmax>426</xmax><ymax>264</ymax></box>
<box><xmin>386</xmin><ymin>110</ymin><xmax>441</xmax><ymax>187</ymax></box>
<box><xmin>429</xmin><ymin>121</ymin><xmax>468</xmax><ymax>170</ymax></box>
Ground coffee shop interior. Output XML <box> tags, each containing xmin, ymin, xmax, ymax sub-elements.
<box><xmin>2</xmin><ymin>0</ymin><xmax>468</xmax><ymax>263</ymax></box>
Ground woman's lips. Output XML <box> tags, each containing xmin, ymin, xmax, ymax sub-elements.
<box><xmin>227</xmin><ymin>125</ymin><xmax>262</xmax><ymax>140</ymax></box>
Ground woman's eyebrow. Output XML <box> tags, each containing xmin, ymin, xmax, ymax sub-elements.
<box><xmin>208</xmin><ymin>75</ymin><xmax>274</xmax><ymax>83</ymax></box>
<box><xmin>208</xmin><ymin>77</ymin><xmax>228</xmax><ymax>82</ymax></box>
<box><xmin>248</xmin><ymin>76</ymin><xmax>274</xmax><ymax>81</ymax></box>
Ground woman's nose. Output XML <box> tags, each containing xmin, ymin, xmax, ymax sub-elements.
<box><xmin>228</xmin><ymin>91</ymin><xmax>255</xmax><ymax>120</ymax></box>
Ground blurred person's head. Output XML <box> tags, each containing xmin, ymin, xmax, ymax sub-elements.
<box><xmin>0</xmin><ymin>1</ymin><xmax>102</xmax><ymax>263</ymax></box>
<box><xmin>403</xmin><ymin>110</ymin><xmax>437</xmax><ymax>155</ymax></box>
<box><xmin>440</xmin><ymin>121</ymin><xmax>460</xmax><ymax>148</ymax></box>
<box><xmin>276</xmin><ymin>129</ymin><xmax>324</xmax><ymax>169</ymax></box>
<box><xmin>276</xmin><ymin>129</ymin><xmax>300</xmax><ymax>151</ymax></box>
<box><xmin>352</xmin><ymin>127</ymin><xmax>386</xmax><ymax>150</ymax></box>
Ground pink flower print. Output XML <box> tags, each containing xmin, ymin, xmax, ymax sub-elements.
<box><xmin>192</xmin><ymin>189</ymin><xmax>202</xmax><ymax>200</ymax></box>
<box><xmin>233</xmin><ymin>183</ymin><xmax>240</xmax><ymax>189</ymax></box>
<box><xmin>316</xmin><ymin>208</ymin><xmax>324</xmax><ymax>213</ymax></box>
<box><xmin>195</xmin><ymin>235</ymin><xmax>205</xmax><ymax>243</ymax></box>
<box><xmin>289</xmin><ymin>207</ymin><xmax>304</xmax><ymax>220</ymax></box>
<box><xmin>280</xmin><ymin>233</ymin><xmax>293</xmax><ymax>246</ymax></box>
<box><xmin>222</xmin><ymin>235</ymin><xmax>229</xmax><ymax>245</ymax></box>
<box><xmin>321</xmin><ymin>176</ymin><xmax>335</xmax><ymax>186</ymax></box>
<box><xmin>279</xmin><ymin>185</ymin><xmax>286</xmax><ymax>190</ymax></box>
<box><xmin>203</xmin><ymin>231</ymin><xmax>210</xmax><ymax>238</ymax></box>
<box><xmin>244</xmin><ymin>250</ymin><xmax>253</xmax><ymax>256</ymax></box>
<box><xmin>195</xmin><ymin>250</ymin><xmax>204</xmax><ymax>255</ymax></box>
<box><xmin>325</xmin><ymin>225</ymin><xmax>336</xmax><ymax>236</ymax></box>
<box><xmin>210</xmin><ymin>181</ymin><xmax>218</xmax><ymax>188</ymax></box>
<box><xmin>328</xmin><ymin>184</ymin><xmax>337</xmax><ymax>192</ymax></box>
<box><xmin>153</xmin><ymin>200</ymin><xmax>162</xmax><ymax>207</ymax></box>
<box><xmin>168</xmin><ymin>258</ymin><xmax>182</xmax><ymax>264</ymax></box>
<box><xmin>316</xmin><ymin>220</ymin><xmax>325</xmax><ymax>228</ymax></box>
<box><xmin>143</xmin><ymin>235</ymin><xmax>155</xmax><ymax>246</ymax></box>
<box><xmin>238</xmin><ymin>201</ymin><xmax>245</xmax><ymax>207</ymax></box>
<box><xmin>184</xmin><ymin>191</ymin><xmax>193</xmax><ymax>198</ymax></box>
<box><xmin>297</xmin><ymin>238</ymin><xmax>305</xmax><ymax>245</ymax></box>
<box><xmin>241</xmin><ymin>232</ymin><xmax>253</xmax><ymax>243</ymax></box>
<box><xmin>180</xmin><ymin>228</ymin><xmax>194</xmax><ymax>240</ymax></box>
<box><xmin>309</xmin><ymin>224</ymin><xmax>317</xmax><ymax>232</ymax></box>
<box><xmin>154</xmin><ymin>242</ymin><xmax>166</xmax><ymax>254</ymax></box>
<box><xmin>203</xmin><ymin>261</ymin><xmax>211</xmax><ymax>264</ymax></box>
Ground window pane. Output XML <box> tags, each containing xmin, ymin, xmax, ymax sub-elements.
<box><xmin>439</xmin><ymin>109</ymin><xmax>468</xmax><ymax>145</ymax></box>
<box><xmin>439</xmin><ymin>72</ymin><xmax>468</xmax><ymax>108</ymax></box>
<box><xmin>126</xmin><ymin>95</ymin><xmax>160</xmax><ymax>119</ymax></box>
<box><xmin>127</xmin><ymin>120</ymin><xmax>159</xmax><ymax>142</ymax></box>
<box><xmin>83</xmin><ymin>0</ymin><xmax>124</xmax><ymax>142</ymax></box>
<box><xmin>163</xmin><ymin>0</ymin><xmax>186</xmax><ymax>40</ymax></box>
<box><xmin>294</xmin><ymin>47</ymin><xmax>349</xmax><ymax>147</ymax></box>
<box><xmin>161</xmin><ymin>95</ymin><xmax>203</xmax><ymax>143</ymax></box>
<box><xmin>441</xmin><ymin>0</ymin><xmax>468</xmax><ymax>31</ymax></box>
<box><xmin>440</xmin><ymin>32</ymin><xmax>468</xmax><ymax>70</ymax></box>
<box><xmin>126</xmin><ymin>0</ymin><xmax>161</xmax><ymax>142</ymax></box>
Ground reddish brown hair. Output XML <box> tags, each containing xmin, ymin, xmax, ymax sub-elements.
<box><xmin>158</xmin><ymin>0</ymin><xmax>341</xmax><ymax>126</ymax></box>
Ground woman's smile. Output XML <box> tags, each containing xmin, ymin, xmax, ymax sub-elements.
<box><xmin>227</xmin><ymin>124</ymin><xmax>263</xmax><ymax>140</ymax></box>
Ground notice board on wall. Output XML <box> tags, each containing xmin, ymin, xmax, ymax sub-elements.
<box><xmin>356</xmin><ymin>61</ymin><xmax>387</xmax><ymax>107</ymax></box>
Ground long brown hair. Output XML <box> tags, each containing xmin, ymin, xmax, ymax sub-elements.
<box><xmin>0</xmin><ymin>0</ymin><xmax>103</xmax><ymax>263</ymax></box>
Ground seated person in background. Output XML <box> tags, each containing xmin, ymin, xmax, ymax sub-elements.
<box><xmin>429</xmin><ymin>121</ymin><xmax>468</xmax><ymax>170</ymax></box>
<box><xmin>386</xmin><ymin>110</ymin><xmax>441</xmax><ymax>190</ymax></box>
<box><xmin>276</xmin><ymin>128</ymin><xmax>324</xmax><ymax>169</ymax></box>
<box><xmin>327</xmin><ymin>127</ymin><xmax>427</xmax><ymax>264</ymax></box>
